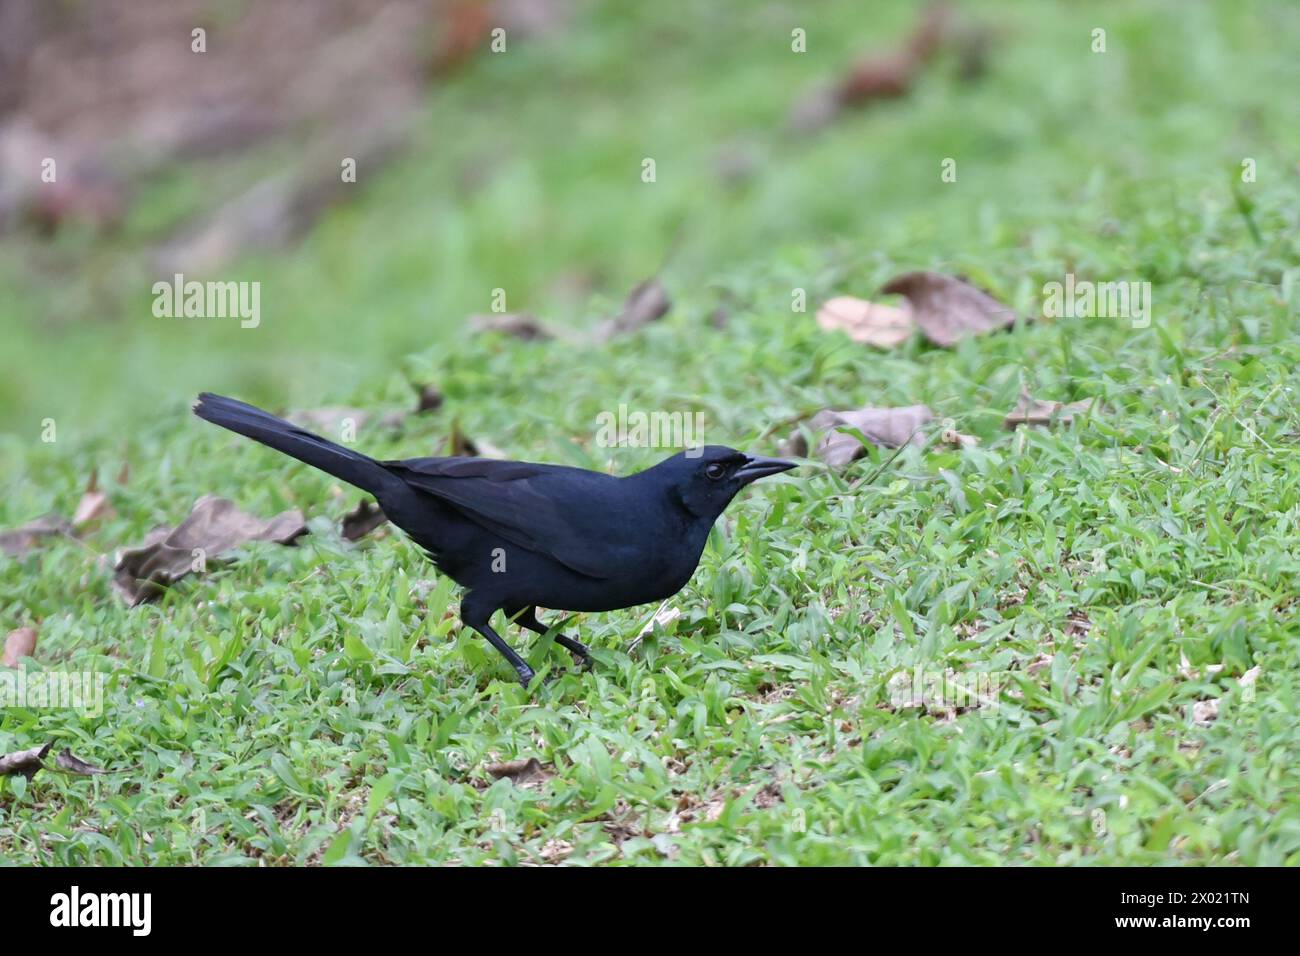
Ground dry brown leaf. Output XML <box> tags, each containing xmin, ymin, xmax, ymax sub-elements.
<box><xmin>433</xmin><ymin>0</ymin><xmax>569</xmax><ymax>75</ymax></box>
<box><xmin>801</xmin><ymin>405</ymin><xmax>934</xmax><ymax>467</ymax></box>
<box><xmin>446</xmin><ymin>420</ymin><xmax>476</xmax><ymax>458</ymax></box>
<box><xmin>341</xmin><ymin>499</ymin><xmax>388</xmax><ymax>542</ymax></box>
<box><xmin>789</xmin><ymin>2</ymin><xmax>952</xmax><ymax>132</ymax></box>
<box><xmin>413</xmin><ymin>383</ymin><xmax>444</xmax><ymax>414</ymax></box>
<box><xmin>596</xmin><ymin>277</ymin><xmax>672</xmax><ymax>341</ymax></box>
<box><xmin>113</xmin><ymin>495</ymin><xmax>307</xmax><ymax>605</ymax></box>
<box><xmin>0</xmin><ymin>743</ymin><xmax>109</xmax><ymax>780</ymax></box>
<box><xmin>73</xmin><ymin>490</ymin><xmax>111</xmax><ymax>527</ymax></box>
<box><xmin>539</xmin><ymin>838</ymin><xmax>574</xmax><ymax>864</ymax></box>
<box><xmin>1003</xmin><ymin>389</ymin><xmax>1098</xmax><ymax>429</ymax></box>
<box><xmin>639</xmin><ymin>605</ymin><xmax>682</xmax><ymax>638</ymax></box>
<box><xmin>446</xmin><ymin>421</ymin><xmax>505</xmax><ymax>459</ymax></box>
<box><xmin>1192</xmin><ymin>698</ymin><xmax>1220</xmax><ymax>727</ymax></box>
<box><xmin>838</xmin><ymin>51</ymin><xmax>917</xmax><ymax>105</ymax></box>
<box><xmin>0</xmin><ymin>513</ymin><xmax>72</xmax><ymax>556</ymax></box>
<box><xmin>432</xmin><ymin>0</ymin><xmax>492</xmax><ymax>74</ymax></box>
<box><xmin>469</xmin><ymin>313</ymin><xmax>552</xmax><ymax>341</ymax></box>
<box><xmin>0</xmin><ymin>742</ymin><xmax>51</xmax><ymax>779</ymax></box>
<box><xmin>955</xmin><ymin>23</ymin><xmax>993</xmax><ymax>83</ymax></box>
<box><xmin>939</xmin><ymin>427</ymin><xmax>979</xmax><ymax>448</ymax></box>
<box><xmin>837</xmin><ymin>1</ymin><xmax>951</xmax><ymax>104</ymax></box>
<box><xmin>627</xmin><ymin>604</ymin><xmax>683</xmax><ymax>654</ymax></box>
<box><xmin>3</xmin><ymin>626</ymin><xmax>37</xmax><ymax>667</ymax></box>
<box><xmin>484</xmin><ymin>757</ymin><xmax>552</xmax><ymax>787</ymax></box>
<box><xmin>881</xmin><ymin>271</ymin><xmax>1019</xmax><ymax>346</ymax></box>
<box><xmin>73</xmin><ymin>470</ymin><xmax>114</xmax><ymax>529</ymax></box>
<box><xmin>816</xmin><ymin>296</ymin><xmax>914</xmax><ymax>349</ymax></box>
<box><xmin>55</xmin><ymin>749</ymin><xmax>108</xmax><ymax>776</ymax></box>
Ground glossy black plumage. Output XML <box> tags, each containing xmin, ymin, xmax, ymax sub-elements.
<box><xmin>194</xmin><ymin>392</ymin><xmax>793</xmax><ymax>686</ymax></box>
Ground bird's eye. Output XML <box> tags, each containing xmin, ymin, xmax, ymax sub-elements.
<box><xmin>705</xmin><ymin>462</ymin><xmax>727</xmax><ymax>481</ymax></box>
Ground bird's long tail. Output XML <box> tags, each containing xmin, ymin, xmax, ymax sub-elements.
<box><xmin>194</xmin><ymin>393</ymin><xmax>396</xmax><ymax>498</ymax></box>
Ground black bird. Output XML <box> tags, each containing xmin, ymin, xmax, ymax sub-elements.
<box><xmin>194</xmin><ymin>393</ymin><xmax>794</xmax><ymax>686</ymax></box>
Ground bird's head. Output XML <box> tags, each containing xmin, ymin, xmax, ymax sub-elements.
<box><xmin>646</xmin><ymin>445</ymin><xmax>796</xmax><ymax>521</ymax></box>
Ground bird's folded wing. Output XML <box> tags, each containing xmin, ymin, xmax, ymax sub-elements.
<box><xmin>387</xmin><ymin>457</ymin><xmax>620</xmax><ymax>579</ymax></box>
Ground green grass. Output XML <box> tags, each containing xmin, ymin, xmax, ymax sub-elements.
<box><xmin>2</xmin><ymin>0</ymin><xmax>1299</xmax><ymax>864</ymax></box>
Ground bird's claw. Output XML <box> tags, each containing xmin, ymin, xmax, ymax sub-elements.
<box><xmin>555</xmin><ymin>635</ymin><xmax>594</xmax><ymax>670</ymax></box>
<box><xmin>519</xmin><ymin>666</ymin><xmax>566</xmax><ymax>690</ymax></box>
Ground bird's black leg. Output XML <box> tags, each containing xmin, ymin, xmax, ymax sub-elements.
<box><xmin>514</xmin><ymin>606</ymin><xmax>592</xmax><ymax>669</ymax></box>
<box><xmin>462</xmin><ymin>599</ymin><xmax>535</xmax><ymax>687</ymax></box>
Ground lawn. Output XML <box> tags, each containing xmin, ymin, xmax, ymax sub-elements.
<box><xmin>1</xmin><ymin>0</ymin><xmax>1299</xmax><ymax>864</ymax></box>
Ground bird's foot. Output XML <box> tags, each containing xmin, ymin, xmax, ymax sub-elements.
<box><xmin>555</xmin><ymin>635</ymin><xmax>594</xmax><ymax>670</ymax></box>
<box><xmin>518</xmin><ymin>664</ymin><xmax>567</xmax><ymax>689</ymax></box>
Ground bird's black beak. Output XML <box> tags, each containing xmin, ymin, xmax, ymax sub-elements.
<box><xmin>735</xmin><ymin>455</ymin><xmax>796</xmax><ymax>484</ymax></box>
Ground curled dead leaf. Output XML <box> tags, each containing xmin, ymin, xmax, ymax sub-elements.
<box><xmin>628</xmin><ymin>603</ymin><xmax>683</xmax><ymax>654</ymax></box>
<box><xmin>1192</xmin><ymin>698</ymin><xmax>1220</xmax><ymax>727</ymax></box>
<box><xmin>639</xmin><ymin>605</ymin><xmax>682</xmax><ymax>638</ymax></box>
<box><xmin>816</xmin><ymin>296</ymin><xmax>914</xmax><ymax>349</ymax></box>
<box><xmin>0</xmin><ymin>742</ymin><xmax>51</xmax><ymax>779</ymax></box>
<box><xmin>838</xmin><ymin>51</ymin><xmax>917</xmax><ymax>105</ymax></box>
<box><xmin>484</xmin><ymin>756</ymin><xmax>552</xmax><ymax>787</ymax></box>
<box><xmin>3</xmin><ymin>627</ymin><xmax>37</xmax><ymax>667</ymax></box>
<box><xmin>55</xmin><ymin>749</ymin><xmax>109</xmax><ymax>776</ymax></box>
<box><xmin>413</xmin><ymin>383</ymin><xmax>444</xmax><ymax>414</ymax></box>
<box><xmin>113</xmin><ymin>495</ymin><xmax>307</xmax><ymax>605</ymax></box>
<box><xmin>881</xmin><ymin>271</ymin><xmax>1020</xmax><ymax>346</ymax></box>
<box><xmin>596</xmin><ymin>276</ymin><xmax>671</xmax><ymax>341</ymax></box>
<box><xmin>445</xmin><ymin>420</ymin><xmax>505</xmax><ymax>459</ymax></box>
<box><xmin>0</xmin><ymin>513</ymin><xmax>72</xmax><ymax>557</ymax></box>
<box><xmin>939</xmin><ymin>427</ymin><xmax>979</xmax><ymax>448</ymax></box>
<box><xmin>73</xmin><ymin>470</ymin><xmax>114</xmax><ymax>529</ymax></box>
<box><xmin>789</xmin><ymin>2</ymin><xmax>952</xmax><ymax>131</ymax></box>
<box><xmin>73</xmin><ymin>489</ymin><xmax>111</xmax><ymax>528</ymax></box>
<box><xmin>797</xmin><ymin>405</ymin><xmax>934</xmax><ymax>467</ymax></box>
<box><xmin>0</xmin><ymin>743</ymin><xmax>110</xmax><ymax>780</ymax></box>
<box><xmin>1003</xmin><ymin>389</ymin><xmax>1098</xmax><ymax>429</ymax></box>
<box><xmin>469</xmin><ymin>312</ymin><xmax>552</xmax><ymax>341</ymax></box>
<box><xmin>341</xmin><ymin>499</ymin><xmax>388</xmax><ymax>542</ymax></box>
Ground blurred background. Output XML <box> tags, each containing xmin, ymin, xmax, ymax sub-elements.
<box><xmin>0</xmin><ymin>0</ymin><xmax>1297</xmax><ymax>437</ymax></box>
